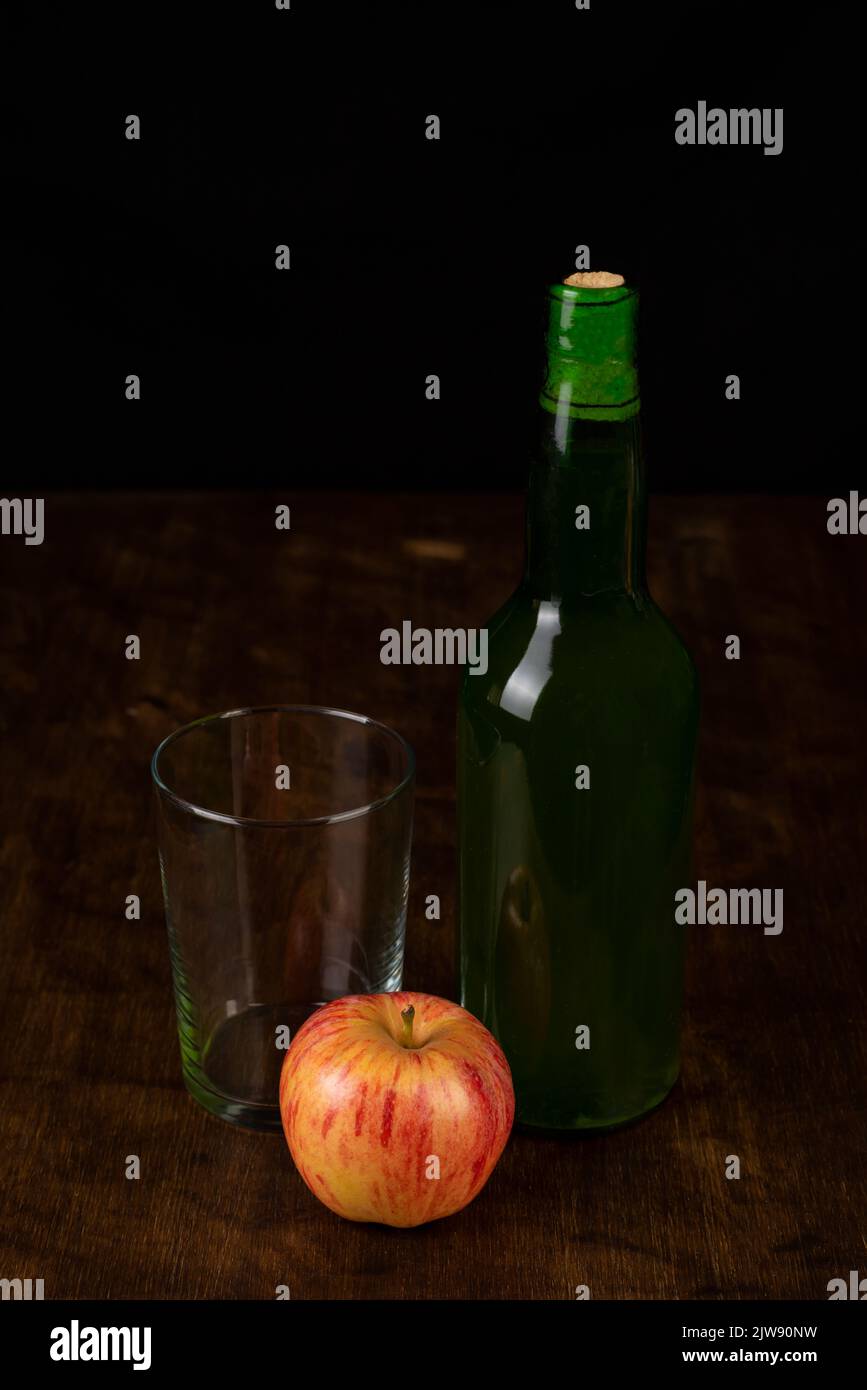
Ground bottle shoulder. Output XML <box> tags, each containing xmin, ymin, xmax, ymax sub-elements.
<box><xmin>461</xmin><ymin>584</ymin><xmax>698</xmax><ymax>721</ymax></box>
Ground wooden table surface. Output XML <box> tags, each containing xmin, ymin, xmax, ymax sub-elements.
<box><xmin>1</xmin><ymin>490</ymin><xmax>864</xmax><ymax>1301</ymax></box>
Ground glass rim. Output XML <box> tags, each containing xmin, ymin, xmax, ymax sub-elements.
<box><xmin>150</xmin><ymin>704</ymin><xmax>415</xmax><ymax>829</ymax></box>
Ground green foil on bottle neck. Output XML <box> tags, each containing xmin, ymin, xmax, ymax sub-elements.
<box><xmin>539</xmin><ymin>281</ymin><xmax>640</xmax><ymax>421</ymax></box>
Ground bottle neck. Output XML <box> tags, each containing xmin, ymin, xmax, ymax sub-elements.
<box><xmin>524</xmin><ymin>411</ymin><xmax>647</xmax><ymax>601</ymax></box>
<box><xmin>524</xmin><ymin>277</ymin><xmax>646</xmax><ymax>602</ymax></box>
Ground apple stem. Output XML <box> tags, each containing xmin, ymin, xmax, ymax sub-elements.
<box><xmin>401</xmin><ymin>1004</ymin><xmax>415</xmax><ymax>1047</ymax></box>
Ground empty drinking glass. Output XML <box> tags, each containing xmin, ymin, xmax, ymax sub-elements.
<box><xmin>151</xmin><ymin>705</ymin><xmax>415</xmax><ymax>1130</ymax></box>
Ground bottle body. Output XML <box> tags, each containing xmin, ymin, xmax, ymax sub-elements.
<box><xmin>458</xmin><ymin>279</ymin><xmax>698</xmax><ymax>1132</ymax></box>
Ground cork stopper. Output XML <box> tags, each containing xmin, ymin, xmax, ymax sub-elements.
<box><xmin>563</xmin><ymin>271</ymin><xmax>625</xmax><ymax>289</ymax></box>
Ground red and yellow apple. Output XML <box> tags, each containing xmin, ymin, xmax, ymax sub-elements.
<box><xmin>279</xmin><ymin>991</ymin><xmax>514</xmax><ymax>1227</ymax></box>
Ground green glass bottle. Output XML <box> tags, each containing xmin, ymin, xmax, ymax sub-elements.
<box><xmin>458</xmin><ymin>272</ymin><xmax>699</xmax><ymax>1133</ymax></box>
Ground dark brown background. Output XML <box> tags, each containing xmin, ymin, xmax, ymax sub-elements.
<box><xmin>1</xmin><ymin>490</ymin><xmax>864</xmax><ymax>1299</ymax></box>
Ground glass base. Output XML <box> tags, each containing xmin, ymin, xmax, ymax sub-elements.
<box><xmin>183</xmin><ymin>1001</ymin><xmax>324</xmax><ymax>1132</ymax></box>
<box><xmin>181</xmin><ymin>1071</ymin><xmax>286</xmax><ymax>1132</ymax></box>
